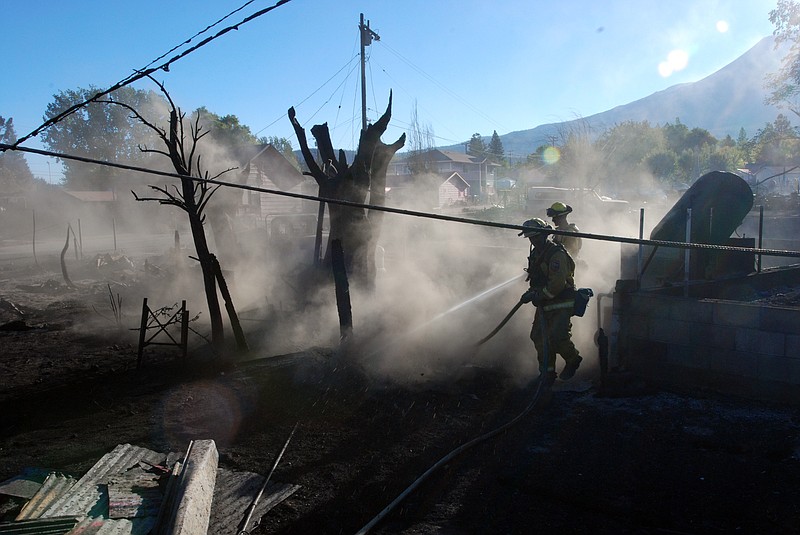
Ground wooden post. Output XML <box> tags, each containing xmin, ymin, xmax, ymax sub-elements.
<box><xmin>331</xmin><ymin>239</ymin><xmax>353</xmax><ymax>342</ymax></box>
<box><xmin>137</xmin><ymin>297</ymin><xmax>149</xmax><ymax>369</ymax></box>
<box><xmin>32</xmin><ymin>210</ymin><xmax>39</xmax><ymax>268</ymax></box>
<box><xmin>78</xmin><ymin>219</ymin><xmax>83</xmax><ymax>259</ymax></box>
<box><xmin>212</xmin><ymin>255</ymin><xmax>248</xmax><ymax>354</ymax></box>
<box><xmin>180</xmin><ymin>300</ymin><xmax>188</xmax><ymax>359</ymax></box>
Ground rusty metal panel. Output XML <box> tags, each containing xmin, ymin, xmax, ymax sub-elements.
<box><xmin>40</xmin><ymin>444</ymin><xmax>166</xmax><ymax>520</ymax></box>
<box><xmin>107</xmin><ymin>471</ymin><xmax>162</xmax><ymax>519</ymax></box>
<box><xmin>208</xmin><ymin>468</ymin><xmax>300</xmax><ymax>535</ymax></box>
<box><xmin>15</xmin><ymin>473</ymin><xmax>76</xmax><ymax>521</ymax></box>
<box><xmin>66</xmin><ymin>517</ymin><xmax>142</xmax><ymax>535</ymax></box>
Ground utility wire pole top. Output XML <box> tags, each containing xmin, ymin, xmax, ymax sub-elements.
<box><xmin>360</xmin><ymin>13</ymin><xmax>380</xmax><ymax>131</ymax></box>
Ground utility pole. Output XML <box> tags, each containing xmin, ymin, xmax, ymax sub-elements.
<box><xmin>359</xmin><ymin>13</ymin><xmax>380</xmax><ymax>131</ymax></box>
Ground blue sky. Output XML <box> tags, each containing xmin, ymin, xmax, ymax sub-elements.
<box><xmin>2</xmin><ymin>0</ymin><xmax>778</xmax><ymax>182</ymax></box>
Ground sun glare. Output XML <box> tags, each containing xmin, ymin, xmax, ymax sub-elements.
<box><xmin>658</xmin><ymin>48</ymin><xmax>689</xmax><ymax>77</ymax></box>
<box><xmin>542</xmin><ymin>146</ymin><xmax>561</xmax><ymax>165</ymax></box>
<box><xmin>716</xmin><ymin>20</ymin><xmax>729</xmax><ymax>33</ymax></box>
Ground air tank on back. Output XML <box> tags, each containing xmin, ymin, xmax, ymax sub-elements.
<box><xmin>639</xmin><ymin>171</ymin><xmax>755</xmax><ymax>286</ymax></box>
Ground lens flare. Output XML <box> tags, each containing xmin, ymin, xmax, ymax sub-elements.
<box><xmin>542</xmin><ymin>146</ymin><xmax>561</xmax><ymax>165</ymax></box>
<box><xmin>658</xmin><ymin>48</ymin><xmax>689</xmax><ymax>77</ymax></box>
<box><xmin>716</xmin><ymin>20</ymin><xmax>729</xmax><ymax>33</ymax></box>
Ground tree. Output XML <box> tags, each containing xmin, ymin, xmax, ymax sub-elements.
<box><xmin>104</xmin><ymin>78</ymin><xmax>247</xmax><ymax>356</ymax></box>
<box><xmin>751</xmin><ymin>114</ymin><xmax>800</xmax><ymax>165</ymax></box>
<box><xmin>41</xmin><ymin>86</ymin><xmax>165</xmax><ymax>190</ymax></box>
<box><xmin>0</xmin><ymin>117</ymin><xmax>34</xmax><ymax>188</ymax></box>
<box><xmin>486</xmin><ymin>130</ymin><xmax>505</xmax><ymax>165</ymax></box>
<box><xmin>768</xmin><ymin>0</ymin><xmax>800</xmax><ymax>117</ymax></box>
<box><xmin>289</xmin><ymin>94</ymin><xmax>405</xmax><ymax>340</ymax></box>
<box><xmin>406</xmin><ymin>101</ymin><xmax>436</xmax><ymax>174</ymax></box>
<box><xmin>466</xmin><ymin>133</ymin><xmax>486</xmax><ymax>158</ymax></box>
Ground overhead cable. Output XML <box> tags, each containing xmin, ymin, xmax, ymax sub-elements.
<box><xmin>3</xmin><ymin>142</ymin><xmax>799</xmax><ymax>259</ymax></box>
<box><xmin>9</xmin><ymin>0</ymin><xmax>294</xmax><ymax>149</ymax></box>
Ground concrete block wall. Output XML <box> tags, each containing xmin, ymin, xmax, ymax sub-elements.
<box><xmin>616</xmin><ymin>291</ymin><xmax>800</xmax><ymax>403</ymax></box>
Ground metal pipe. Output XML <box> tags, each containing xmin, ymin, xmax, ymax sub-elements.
<box><xmin>636</xmin><ymin>208</ymin><xmax>644</xmax><ymax>285</ymax></box>
<box><xmin>684</xmin><ymin>208</ymin><xmax>692</xmax><ymax>297</ymax></box>
<box><xmin>758</xmin><ymin>205</ymin><xmax>764</xmax><ymax>273</ymax></box>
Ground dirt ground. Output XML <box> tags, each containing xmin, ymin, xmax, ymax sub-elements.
<box><xmin>1</xmin><ymin>255</ymin><xmax>800</xmax><ymax>534</ymax></box>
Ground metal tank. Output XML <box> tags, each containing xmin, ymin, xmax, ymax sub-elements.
<box><xmin>638</xmin><ymin>171</ymin><xmax>755</xmax><ymax>285</ymax></box>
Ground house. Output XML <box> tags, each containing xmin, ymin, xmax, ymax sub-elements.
<box><xmin>738</xmin><ymin>165</ymin><xmax>800</xmax><ymax>196</ymax></box>
<box><xmin>438</xmin><ymin>172</ymin><xmax>471</xmax><ymax>206</ymax></box>
<box><xmin>388</xmin><ymin>149</ymin><xmax>500</xmax><ymax>204</ymax></box>
<box><xmin>236</xmin><ymin>144</ymin><xmax>316</xmax><ymax>230</ymax></box>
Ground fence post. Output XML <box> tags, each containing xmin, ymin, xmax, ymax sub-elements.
<box><xmin>137</xmin><ymin>298</ymin><xmax>149</xmax><ymax>369</ymax></box>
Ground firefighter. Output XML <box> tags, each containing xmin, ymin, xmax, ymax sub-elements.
<box><xmin>546</xmin><ymin>201</ymin><xmax>582</xmax><ymax>259</ymax></box>
<box><xmin>518</xmin><ymin>218</ymin><xmax>582</xmax><ymax>383</ymax></box>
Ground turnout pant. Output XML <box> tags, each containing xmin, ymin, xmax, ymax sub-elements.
<box><xmin>531</xmin><ymin>307</ymin><xmax>580</xmax><ymax>373</ymax></box>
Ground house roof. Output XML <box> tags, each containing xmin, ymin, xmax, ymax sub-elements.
<box><xmin>246</xmin><ymin>144</ymin><xmax>305</xmax><ymax>191</ymax></box>
<box><xmin>442</xmin><ymin>172</ymin><xmax>470</xmax><ymax>191</ymax></box>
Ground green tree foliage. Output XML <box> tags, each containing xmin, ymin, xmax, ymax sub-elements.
<box><xmin>259</xmin><ymin>135</ymin><xmax>300</xmax><ymax>169</ymax></box>
<box><xmin>768</xmin><ymin>0</ymin><xmax>800</xmax><ymax>117</ymax></box>
<box><xmin>486</xmin><ymin>130</ymin><xmax>505</xmax><ymax>164</ymax></box>
<box><xmin>0</xmin><ymin>117</ymin><xmax>34</xmax><ymax>189</ymax></box>
<box><xmin>466</xmin><ymin>133</ymin><xmax>486</xmax><ymax>158</ymax></box>
<box><xmin>194</xmin><ymin>107</ymin><xmax>258</xmax><ymax>151</ymax></box>
<box><xmin>41</xmin><ymin>86</ymin><xmax>165</xmax><ymax>190</ymax></box>
<box><xmin>751</xmin><ymin>113</ymin><xmax>800</xmax><ymax>165</ymax></box>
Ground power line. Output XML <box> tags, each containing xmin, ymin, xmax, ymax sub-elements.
<box><xmin>253</xmin><ymin>52</ymin><xmax>361</xmax><ymax>137</ymax></box>
<box><xmin>141</xmin><ymin>0</ymin><xmax>259</xmax><ymax>72</ymax></box>
<box><xmin>4</xmin><ymin>142</ymin><xmax>799</xmax><ymax>259</ymax></box>
<box><xmin>8</xmin><ymin>0</ymin><xmax>295</xmax><ymax>149</ymax></box>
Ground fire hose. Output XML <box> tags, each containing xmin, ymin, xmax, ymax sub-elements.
<box><xmin>474</xmin><ymin>299</ymin><xmax>525</xmax><ymax>346</ymax></box>
<box><xmin>354</xmin><ymin>313</ymin><xmax>551</xmax><ymax>535</ymax></box>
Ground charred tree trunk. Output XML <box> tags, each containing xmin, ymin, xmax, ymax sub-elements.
<box><xmin>290</xmin><ymin>94</ymin><xmax>405</xmax><ymax>288</ymax></box>
<box><xmin>289</xmin><ymin>94</ymin><xmax>404</xmax><ymax>340</ymax></box>
<box><xmin>110</xmin><ymin>78</ymin><xmax>247</xmax><ymax>357</ymax></box>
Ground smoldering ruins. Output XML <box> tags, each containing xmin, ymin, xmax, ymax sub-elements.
<box><xmin>2</xmin><ymin>30</ymin><xmax>800</xmax><ymax>535</ymax></box>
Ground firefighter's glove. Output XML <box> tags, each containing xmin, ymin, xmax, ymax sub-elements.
<box><xmin>520</xmin><ymin>289</ymin><xmax>537</xmax><ymax>304</ymax></box>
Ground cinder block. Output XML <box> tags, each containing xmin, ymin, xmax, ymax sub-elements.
<box><xmin>167</xmin><ymin>439</ymin><xmax>219</xmax><ymax>535</ymax></box>
<box><xmin>665</xmin><ymin>344</ymin><xmax>708</xmax><ymax>369</ymax></box>
<box><xmin>673</xmin><ymin>299</ymin><xmax>713</xmax><ymax>323</ymax></box>
<box><xmin>787</xmin><ymin>335</ymin><xmax>800</xmax><ymax>359</ymax></box>
<box><xmin>624</xmin><ymin>315</ymin><xmax>649</xmax><ymax>338</ymax></box>
<box><xmin>707</xmin><ymin>349</ymin><xmax>758</xmax><ymax>377</ymax></box>
<box><xmin>713</xmin><ymin>302</ymin><xmax>760</xmax><ymax>328</ymax></box>
<box><xmin>758</xmin><ymin>354</ymin><xmax>800</xmax><ymax>384</ymax></box>
<box><xmin>735</xmin><ymin>329</ymin><xmax>785</xmax><ymax>357</ymax></box>
<box><xmin>688</xmin><ymin>323</ymin><xmax>736</xmax><ymax>351</ymax></box>
<box><xmin>759</xmin><ymin>307</ymin><xmax>800</xmax><ymax>335</ymax></box>
<box><xmin>629</xmin><ymin>294</ymin><xmax>671</xmax><ymax>319</ymax></box>
<box><xmin>649</xmin><ymin>318</ymin><xmax>690</xmax><ymax>345</ymax></box>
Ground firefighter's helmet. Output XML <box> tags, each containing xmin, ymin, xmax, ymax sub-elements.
<box><xmin>547</xmin><ymin>201</ymin><xmax>573</xmax><ymax>217</ymax></box>
<box><xmin>518</xmin><ymin>218</ymin><xmax>551</xmax><ymax>237</ymax></box>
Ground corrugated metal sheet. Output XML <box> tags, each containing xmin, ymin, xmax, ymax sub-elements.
<box><xmin>0</xmin><ymin>516</ymin><xmax>78</xmax><ymax>534</ymax></box>
<box><xmin>40</xmin><ymin>444</ymin><xmax>166</xmax><ymax>520</ymax></box>
<box><xmin>66</xmin><ymin>517</ymin><xmax>149</xmax><ymax>535</ymax></box>
<box><xmin>107</xmin><ymin>471</ymin><xmax>162</xmax><ymax>519</ymax></box>
<box><xmin>16</xmin><ymin>473</ymin><xmax>77</xmax><ymax>521</ymax></box>
<box><xmin>209</xmin><ymin>469</ymin><xmax>300</xmax><ymax>535</ymax></box>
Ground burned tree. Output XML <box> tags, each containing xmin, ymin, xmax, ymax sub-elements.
<box><xmin>103</xmin><ymin>79</ymin><xmax>247</xmax><ymax>355</ymax></box>
<box><xmin>289</xmin><ymin>94</ymin><xmax>405</xmax><ymax>339</ymax></box>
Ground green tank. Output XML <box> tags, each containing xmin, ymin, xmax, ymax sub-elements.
<box><xmin>650</xmin><ymin>171</ymin><xmax>753</xmax><ymax>244</ymax></box>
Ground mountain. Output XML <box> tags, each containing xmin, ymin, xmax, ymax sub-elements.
<box><xmin>470</xmin><ymin>36</ymin><xmax>787</xmax><ymax>160</ymax></box>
